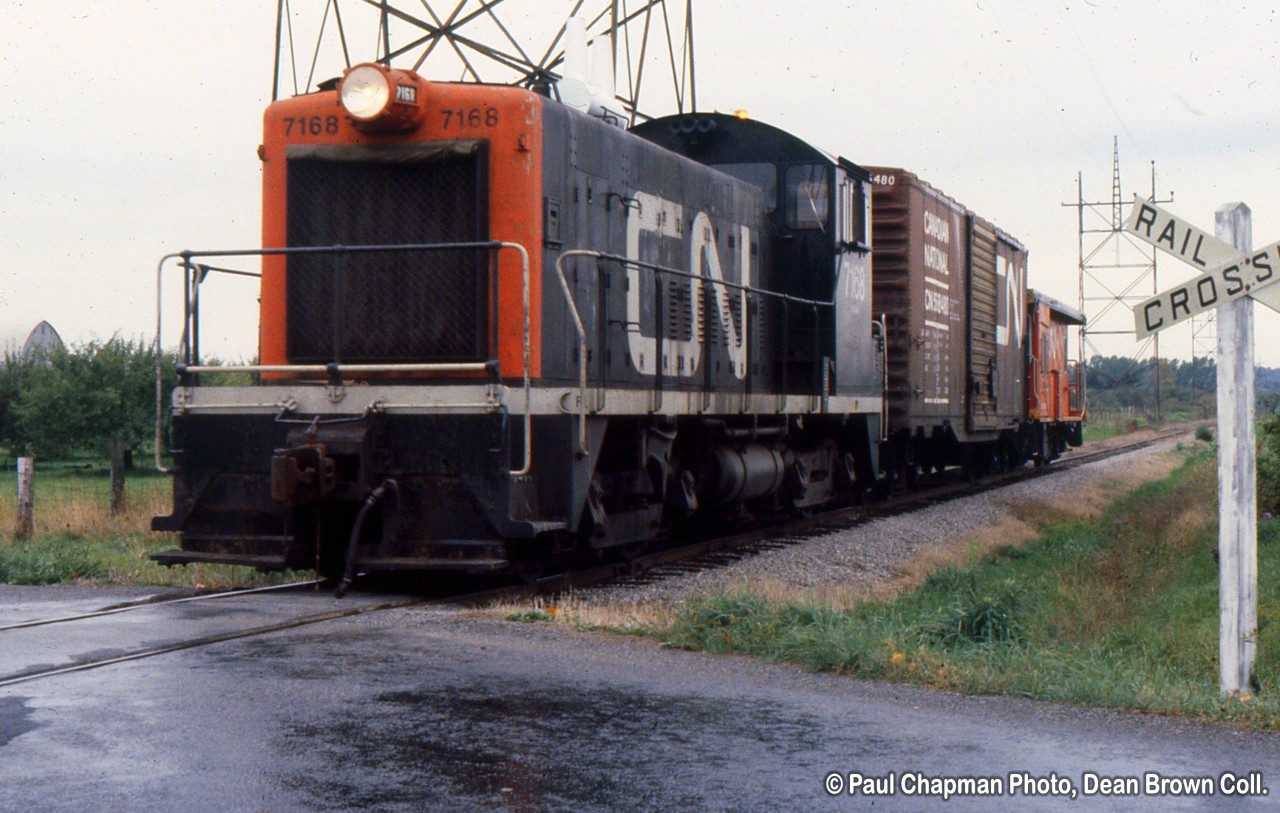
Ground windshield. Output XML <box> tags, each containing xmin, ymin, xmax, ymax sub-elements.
<box><xmin>785</xmin><ymin>164</ymin><xmax>829</xmax><ymax>230</ymax></box>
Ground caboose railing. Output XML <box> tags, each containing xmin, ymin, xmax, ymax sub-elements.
<box><xmin>555</xmin><ymin>249</ymin><xmax>835</xmax><ymax>454</ymax></box>
<box><xmin>153</xmin><ymin>241</ymin><xmax>532</xmax><ymax>475</ymax></box>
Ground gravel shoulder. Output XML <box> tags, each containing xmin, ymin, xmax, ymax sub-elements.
<box><xmin>559</xmin><ymin>429</ymin><xmax>1203</xmax><ymax>624</ymax></box>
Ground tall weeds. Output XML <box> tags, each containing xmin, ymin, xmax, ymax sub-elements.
<box><xmin>0</xmin><ymin>467</ymin><xmax>294</xmax><ymax>588</ymax></box>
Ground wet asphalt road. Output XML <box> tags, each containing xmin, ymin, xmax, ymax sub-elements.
<box><xmin>2</xmin><ymin>586</ymin><xmax>1279</xmax><ymax>812</ymax></box>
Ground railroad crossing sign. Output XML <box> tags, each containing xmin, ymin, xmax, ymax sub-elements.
<box><xmin>1124</xmin><ymin>198</ymin><xmax>1260</xmax><ymax>698</ymax></box>
<box><xmin>1125</xmin><ymin>197</ymin><xmax>1280</xmax><ymax>338</ymax></box>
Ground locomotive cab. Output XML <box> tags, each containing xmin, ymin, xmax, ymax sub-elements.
<box><xmin>630</xmin><ymin>113</ymin><xmax>878</xmax><ymax>397</ymax></box>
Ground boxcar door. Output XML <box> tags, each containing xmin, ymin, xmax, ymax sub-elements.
<box><xmin>967</xmin><ymin>218</ymin><xmax>1000</xmax><ymax>431</ymax></box>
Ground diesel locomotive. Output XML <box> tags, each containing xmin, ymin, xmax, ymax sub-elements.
<box><xmin>151</xmin><ymin>60</ymin><xmax>1085</xmax><ymax>581</ymax></box>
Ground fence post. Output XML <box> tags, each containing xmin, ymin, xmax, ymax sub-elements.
<box><xmin>16</xmin><ymin>457</ymin><xmax>34</xmax><ymax>538</ymax></box>
<box><xmin>110</xmin><ymin>439</ymin><xmax>127</xmax><ymax>515</ymax></box>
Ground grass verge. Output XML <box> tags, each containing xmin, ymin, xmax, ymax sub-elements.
<box><xmin>658</xmin><ymin>448</ymin><xmax>1280</xmax><ymax>729</ymax></box>
<box><xmin>0</xmin><ymin>463</ymin><xmax>297</xmax><ymax>589</ymax></box>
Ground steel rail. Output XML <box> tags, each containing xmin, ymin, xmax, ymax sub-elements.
<box><xmin>0</xmin><ymin>596</ymin><xmax>425</xmax><ymax>689</ymax></box>
<box><xmin>0</xmin><ymin>580</ymin><xmax>324</xmax><ymax>634</ymax></box>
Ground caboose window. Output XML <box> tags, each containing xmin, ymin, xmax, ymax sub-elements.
<box><xmin>785</xmin><ymin>164</ymin><xmax>829</xmax><ymax>230</ymax></box>
<box><xmin>714</xmin><ymin>162</ymin><xmax>777</xmax><ymax>213</ymax></box>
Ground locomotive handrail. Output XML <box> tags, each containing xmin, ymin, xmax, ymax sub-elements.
<box><xmin>872</xmin><ymin>314</ymin><xmax>889</xmax><ymax>441</ymax></box>
<box><xmin>175</xmin><ymin>363</ymin><xmax>492</xmax><ymax>375</ymax></box>
<box><xmin>154</xmin><ymin>241</ymin><xmax>532</xmax><ymax>477</ymax></box>
<box><xmin>555</xmin><ymin>249</ymin><xmax>836</xmax><ymax>454</ymax></box>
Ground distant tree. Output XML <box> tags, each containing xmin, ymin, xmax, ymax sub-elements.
<box><xmin>1257</xmin><ymin>366</ymin><xmax>1280</xmax><ymax>394</ymax></box>
<box><xmin>4</xmin><ymin>337</ymin><xmax>178</xmax><ymax>463</ymax></box>
<box><xmin>0</xmin><ymin>352</ymin><xmax>38</xmax><ymax>457</ymax></box>
<box><xmin>1258</xmin><ymin>394</ymin><xmax>1280</xmax><ymax>516</ymax></box>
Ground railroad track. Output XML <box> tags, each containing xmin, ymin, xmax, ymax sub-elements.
<box><xmin>0</xmin><ymin>585</ymin><xmax>429</xmax><ymax>689</ymax></box>
<box><xmin>0</xmin><ymin>580</ymin><xmax>325</xmax><ymax>633</ymax></box>
<box><xmin>559</xmin><ymin>423</ymin><xmax>1197</xmax><ymax>593</ymax></box>
<box><xmin>1</xmin><ymin>427</ymin><xmax>1190</xmax><ymax>687</ymax></box>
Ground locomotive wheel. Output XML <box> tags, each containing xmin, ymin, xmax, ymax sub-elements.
<box><xmin>509</xmin><ymin>553</ymin><xmax>547</xmax><ymax>584</ymax></box>
<box><xmin>616</xmin><ymin>541</ymin><xmax>645</xmax><ymax>562</ymax></box>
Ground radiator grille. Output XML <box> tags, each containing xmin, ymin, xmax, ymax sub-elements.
<box><xmin>285</xmin><ymin>150</ymin><xmax>487</xmax><ymax>363</ymax></box>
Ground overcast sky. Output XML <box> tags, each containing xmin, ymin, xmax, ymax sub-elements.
<box><xmin>3</xmin><ymin>1</ymin><xmax>1279</xmax><ymax>364</ymax></box>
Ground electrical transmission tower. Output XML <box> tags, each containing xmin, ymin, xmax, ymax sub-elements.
<box><xmin>272</xmin><ymin>0</ymin><xmax>697</xmax><ymax>122</ymax></box>
<box><xmin>1065</xmin><ymin>137</ymin><xmax>1172</xmax><ymax>419</ymax></box>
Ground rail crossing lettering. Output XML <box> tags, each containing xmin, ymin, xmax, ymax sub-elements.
<box><xmin>1125</xmin><ymin>197</ymin><xmax>1280</xmax><ymax>338</ymax></box>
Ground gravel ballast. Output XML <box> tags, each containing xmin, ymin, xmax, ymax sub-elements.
<box><xmin>570</xmin><ymin>431</ymin><xmax>1198</xmax><ymax>615</ymax></box>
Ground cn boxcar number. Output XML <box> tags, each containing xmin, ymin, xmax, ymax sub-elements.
<box><xmin>441</xmin><ymin>108</ymin><xmax>500</xmax><ymax>129</ymax></box>
<box><xmin>283</xmin><ymin>115</ymin><xmax>341</xmax><ymax>136</ymax></box>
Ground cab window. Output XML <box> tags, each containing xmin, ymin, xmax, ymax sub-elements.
<box><xmin>838</xmin><ymin>176</ymin><xmax>869</xmax><ymax>246</ymax></box>
<box><xmin>785</xmin><ymin>164</ymin><xmax>829</xmax><ymax>230</ymax></box>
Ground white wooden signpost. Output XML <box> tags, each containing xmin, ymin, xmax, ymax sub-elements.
<box><xmin>1124</xmin><ymin>197</ymin><xmax>1262</xmax><ymax>697</ymax></box>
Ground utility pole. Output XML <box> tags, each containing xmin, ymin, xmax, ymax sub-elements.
<box><xmin>1066</xmin><ymin>138</ymin><xmax>1171</xmax><ymax>418</ymax></box>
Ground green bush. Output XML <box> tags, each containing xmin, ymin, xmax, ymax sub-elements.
<box><xmin>1258</xmin><ymin>395</ymin><xmax>1280</xmax><ymax>516</ymax></box>
<box><xmin>919</xmin><ymin>569</ymin><xmax>1024</xmax><ymax>647</ymax></box>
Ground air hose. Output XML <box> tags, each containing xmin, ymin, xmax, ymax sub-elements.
<box><xmin>334</xmin><ymin>479</ymin><xmax>398</xmax><ymax>598</ymax></box>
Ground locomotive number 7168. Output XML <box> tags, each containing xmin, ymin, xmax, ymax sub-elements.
<box><xmin>283</xmin><ymin>115</ymin><xmax>341</xmax><ymax>136</ymax></box>
<box><xmin>440</xmin><ymin>107</ymin><xmax>500</xmax><ymax>129</ymax></box>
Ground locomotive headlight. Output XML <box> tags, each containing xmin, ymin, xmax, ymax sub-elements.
<box><xmin>340</xmin><ymin>65</ymin><xmax>391</xmax><ymax>120</ymax></box>
<box><xmin>339</xmin><ymin>63</ymin><xmax>426</xmax><ymax>132</ymax></box>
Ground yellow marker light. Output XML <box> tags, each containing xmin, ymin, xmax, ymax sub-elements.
<box><xmin>733</xmin><ymin>109</ymin><xmax>750</xmax><ymax>120</ymax></box>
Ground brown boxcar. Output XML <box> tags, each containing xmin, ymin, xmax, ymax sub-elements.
<box><xmin>866</xmin><ymin>167</ymin><xmax>1031</xmax><ymax>480</ymax></box>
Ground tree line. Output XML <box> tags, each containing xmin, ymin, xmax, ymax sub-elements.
<box><xmin>1084</xmin><ymin>354</ymin><xmax>1219</xmax><ymax>412</ymax></box>
<box><xmin>1</xmin><ymin>338</ymin><xmax>178</xmax><ymax>465</ymax></box>
<box><xmin>1084</xmin><ymin>354</ymin><xmax>1280</xmax><ymax>515</ymax></box>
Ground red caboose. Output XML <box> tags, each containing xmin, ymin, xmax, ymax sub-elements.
<box><xmin>1027</xmin><ymin>290</ymin><xmax>1086</xmax><ymax>461</ymax></box>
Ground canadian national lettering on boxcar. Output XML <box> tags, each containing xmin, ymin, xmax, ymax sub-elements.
<box><xmin>151</xmin><ymin>58</ymin><xmax>1083</xmax><ymax>583</ymax></box>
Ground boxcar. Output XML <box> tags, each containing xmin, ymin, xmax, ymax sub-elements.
<box><xmin>866</xmin><ymin>167</ymin><xmax>1032</xmax><ymax>481</ymax></box>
